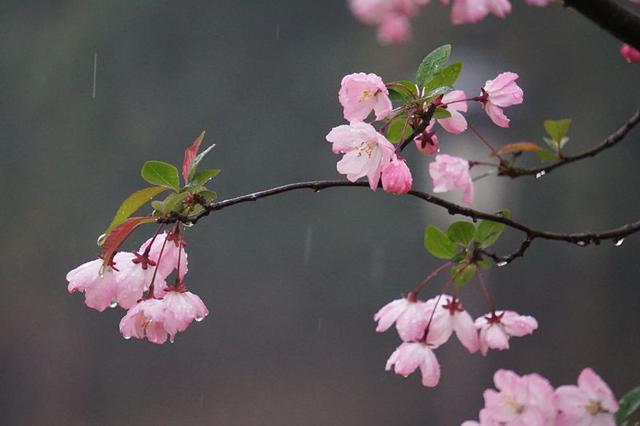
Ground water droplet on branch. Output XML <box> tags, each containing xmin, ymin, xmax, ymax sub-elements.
<box><xmin>614</xmin><ymin>238</ymin><xmax>625</xmax><ymax>247</ymax></box>
<box><xmin>535</xmin><ymin>171</ymin><xmax>546</xmax><ymax>179</ymax></box>
<box><xmin>496</xmin><ymin>261</ymin><xmax>508</xmax><ymax>267</ymax></box>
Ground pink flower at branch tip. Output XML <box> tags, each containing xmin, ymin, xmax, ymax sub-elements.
<box><xmin>67</xmin><ymin>257</ymin><xmax>119</xmax><ymax>312</ymax></box>
<box><xmin>620</xmin><ymin>44</ymin><xmax>640</xmax><ymax>64</ymax></box>
<box><xmin>385</xmin><ymin>340</ymin><xmax>441</xmax><ymax>387</ymax></box>
<box><xmin>427</xmin><ymin>295</ymin><xmax>479</xmax><ymax>353</ymax></box>
<box><xmin>373</xmin><ymin>295</ymin><xmax>430</xmax><ymax>341</ymax></box>
<box><xmin>438</xmin><ymin>90</ymin><xmax>468</xmax><ymax>134</ymax></box>
<box><xmin>338</xmin><ymin>72</ymin><xmax>393</xmax><ymax>122</ymax></box>
<box><xmin>475</xmin><ymin>310</ymin><xmax>538</xmax><ymax>355</ymax></box>
<box><xmin>381</xmin><ymin>155</ymin><xmax>412</xmax><ymax>195</ymax></box>
<box><xmin>554</xmin><ymin>368</ymin><xmax>618</xmax><ymax>426</ymax></box>
<box><xmin>428</xmin><ymin>154</ymin><xmax>474</xmax><ymax>205</ymax></box>
<box><xmin>326</xmin><ymin>122</ymin><xmax>395</xmax><ymax>190</ymax></box>
<box><xmin>481</xmin><ymin>72</ymin><xmax>524</xmax><ymax>128</ymax></box>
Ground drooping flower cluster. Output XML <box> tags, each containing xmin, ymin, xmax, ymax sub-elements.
<box><xmin>620</xmin><ymin>44</ymin><xmax>640</xmax><ymax>64</ymax></box>
<box><xmin>375</xmin><ymin>293</ymin><xmax>537</xmax><ymax>387</ymax></box>
<box><xmin>67</xmin><ymin>229</ymin><xmax>209</xmax><ymax>344</ymax></box>
<box><xmin>462</xmin><ymin>368</ymin><xmax>619</xmax><ymax>425</ymax></box>
<box><xmin>326</xmin><ymin>65</ymin><xmax>524</xmax><ymax>204</ymax></box>
<box><xmin>349</xmin><ymin>0</ymin><xmax>557</xmax><ymax>44</ymax></box>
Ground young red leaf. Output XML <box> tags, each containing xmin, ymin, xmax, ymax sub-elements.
<box><xmin>182</xmin><ymin>131</ymin><xmax>206</xmax><ymax>184</ymax></box>
<box><xmin>101</xmin><ymin>216</ymin><xmax>154</xmax><ymax>268</ymax></box>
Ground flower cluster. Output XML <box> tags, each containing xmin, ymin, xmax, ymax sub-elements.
<box><xmin>462</xmin><ymin>368</ymin><xmax>619</xmax><ymax>425</ymax></box>
<box><xmin>325</xmin><ymin>65</ymin><xmax>524</xmax><ymax>204</ymax></box>
<box><xmin>349</xmin><ymin>0</ymin><xmax>556</xmax><ymax>44</ymax></box>
<box><xmin>67</xmin><ymin>228</ymin><xmax>208</xmax><ymax>344</ymax></box>
<box><xmin>375</xmin><ymin>293</ymin><xmax>537</xmax><ymax>387</ymax></box>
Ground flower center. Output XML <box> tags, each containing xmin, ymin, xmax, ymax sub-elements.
<box><xmin>357</xmin><ymin>140</ymin><xmax>376</xmax><ymax>158</ymax></box>
<box><xmin>503</xmin><ymin>395</ymin><xmax>525</xmax><ymax>414</ymax></box>
<box><xmin>359</xmin><ymin>89</ymin><xmax>374</xmax><ymax>102</ymax></box>
<box><xmin>585</xmin><ymin>400</ymin><xmax>603</xmax><ymax>416</ymax></box>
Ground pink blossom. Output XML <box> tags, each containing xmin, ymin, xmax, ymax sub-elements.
<box><xmin>67</xmin><ymin>258</ymin><xmax>119</xmax><ymax>312</ymax></box>
<box><xmin>450</xmin><ymin>0</ymin><xmax>490</xmax><ymax>25</ymax></box>
<box><xmin>481</xmin><ymin>72</ymin><xmax>524</xmax><ymax>128</ymax></box>
<box><xmin>162</xmin><ymin>289</ymin><xmax>209</xmax><ymax>335</ymax></box>
<box><xmin>525</xmin><ymin>0</ymin><xmax>555</xmax><ymax>5</ymax></box>
<box><xmin>428</xmin><ymin>154</ymin><xmax>474</xmax><ymax>205</ymax></box>
<box><xmin>119</xmin><ymin>299</ymin><xmax>171</xmax><ymax>344</ymax></box>
<box><xmin>555</xmin><ymin>368</ymin><xmax>618</xmax><ymax>426</ymax></box>
<box><xmin>377</xmin><ymin>14</ymin><xmax>412</xmax><ymax>45</ymax></box>
<box><xmin>482</xmin><ymin>370</ymin><xmax>556</xmax><ymax>425</ymax></box>
<box><xmin>338</xmin><ymin>72</ymin><xmax>393</xmax><ymax>123</ymax></box>
<box><xmin>438</xmin><ymin>90</ymin><xmax>468</xmax><ymax>134</ymax></box>
<box><xmin>427</xmin><ymin>295</ymin><xmax>479</xmax><ymax>353</ymax></box>
<box><xmin>374</xmin><ymin>296</ymin><xmax>430</xmax><ymax>341</ymax></box>
<box><xmin>349</xmin><ymin>0</ymin><xmax>393</xmax><ymax>25</ymax></box>
<box><xmin>112</xmin><ymin>252</ymin><xmax>162</xmax><ymax>309</ymax></box>
<box><xmin>620</xmin><ymin>44</ymin><xmax>640</xmax><ymax>64</ymax></box>
<box><xmin>414</xmin><ymin>122</ymin><xmax>439</xmax><ymax>155</ymax></box>
<box><xmin>326</xmin><ymin>122</ymin><xmax>395</xmax><ymax>190</ymax></box>
<box><xmin>475</xmin><ymin>311</ymin><xmax>538</xmax><ymax>355</ymax></box>
<box><xmin>385</xmin><ymin>340</ymin><xmax>441</xmax><ymax>387</ymax></box>
<box><xmin>381</xmin><ymin>155</ymin><xmax>412</xmax><ymax>194</ymax></box>
<box><xmin>486</xmin><ymin>0</ymin><xmax>512</xmax><ymax>18</ymax></box>
<box><xmin>139</xmin><ymin>231</ymin><xmax>188</xmax><ymax>280</ymax></box>
<box><xmin>119</xmin><ymin>289</ymin><xmax>208</xmax><ymax>344</ymax></box>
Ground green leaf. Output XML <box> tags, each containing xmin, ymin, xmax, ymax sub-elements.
<box><xmin>101</xmin><ymin>216</ymin><xmax>154</xmax><ymax>267</ymax></box>
<box><xmin>544</xmin><ymin>119</ymin><xmax>572</xmax><ymax>144</ymax></box>
<box><xmin>475</xmin><ymin>220</ymin><xmax>506</xmax><ymax>248</ymax></box>
<box><xmin>477</xmin><ymin>259</ymin><xmax>493</xmax><ymax>269</ymax></box>
<box><xmin>536</xmin><ymin>149</ymin><xmax>557</xmax><ymax>162</ymax></box>
<box><xmin>163</xmin><ymin>191</ymin><xmax>191</xmax><ymax>213</ymax></box>
<box><xmin>188</xmin><ymin>144</ymin><xmax>215</xmax><ymax>182</ymax></box>
<box><xmin>416</xmin><ymin>45</ymin><xmax>452</xmax><ymax>88</ymax></box>
<box><xmin>102</xmin><ymin>186</ymin><xmax>167</xmax><ymax>241</ymax></box>
<box><xmin>386</xmin><ymin>116</ymin><xmax>410</xmax><ymax>144</ymax></box>
<box><xmin>141</xmin><ymin>161</ymin><xmax>180</xmax><ymax>192</ymax></box>
<box><xmin>387</xmin><ymin>80</ymin><xmax>418</xmax><ymax>102</ymax></box>
<box><xmin>424</xmin><ymin>225</ymin><xmax>458</xmax><ymax>259</ymax></box>
<box><xmin>447</xmin><ymin>222</ymin><xmax>475</xmax><ymax>245</ymax></box>
<box><xmin>424</xmin><ymin>62</ymin><xmax>462</xmax><ymax>94</ymax></box>
<box><xmin>432</xmin><ymin>108</ymin><xmax>452</xmax><ymax>120</ymax></box>
<box><xmin>452</xmin><ymin>263</ymin><xmax>477</xmax><ymax>286</ymax></box>
<box><xmin>191</xmin><ymin>168</ymin><xmax>221</xmax><ymax>187</ymax></box>
<box><xmin>615</xmin><ymin>387</ymin><xmax>640</xmax><ymax>425</ymax></box>
<box><xmin>198</xmin><ymin>189</ymin><xmax>218</xmax><ymax>201</ymax></box>
<box><xmin>151</xmin><ymin>200</ymin><xmax>167</xmax><ymax>214</ymax></box>
<box><xmin>422</xmin><ymin>85</ymin><xmax>453</xmax><ymax>103</ymax></box>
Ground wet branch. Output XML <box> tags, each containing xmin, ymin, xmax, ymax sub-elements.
<box><xmin>564</xmin><ymin>0</ymin><xmax>640</xmax><ymax>49</ymax></box>
<box><xmin>499</xmin><ymin>108</ymin><xmax>640</xmax><ymax>178</ymax></box>
<box><xmin>159</xmin><ymin>180</ymin><xmax>640</xmax><ymax>265</ymax></box>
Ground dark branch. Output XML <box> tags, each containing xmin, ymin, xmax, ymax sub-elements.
<box><xmin>159</xmin><ymin>180</ymin><xmax>640</xmax><ymax>264</ymax></box>
<box><xmin>499</xmin><ymin>108</ymin><xmax>640</xmax><ymax>178</ymax></box>
<box><xmin>564</xmin><ymin>0</ymin><xmax>640</xmax><ymax>49</ymax></box>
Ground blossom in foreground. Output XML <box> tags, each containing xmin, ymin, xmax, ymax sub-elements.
<box><xmin>482</xmin><ymin>370</ymin><xmax>556</xmax><ymax>425</ymax></box>
<box><xmin>374</xmin><ymin>295</ymin><xmax>430</xmax><ymax>341</ymax></box>
<box><xmin>67</xmin><ymin>257</ymin><xmax>120</xmax><ymax>311</ymax></box>
<box><xmin>481</xmin><ymin>72</ymin><xmax>524</xmax><ymax>128</ymax></box>
<box><xmin>620</xmin><ymin>44</ymin><xmax>640</xmax><ymax>64</ymax></box>
<box><xmin>385</xmin><ymin>340</ymin><xmax>441</xmax><ymax>387</ymax></box>
<box><xmin>427</xmin><ymin>295</ymin><xmax>479</xmax><ymax>353</ymax></box>
<box><xmin>428</xmin><ymin>154</ymin><xmax>474</xmax><ymax>205</ymax></box>
<box><xmin>554</xmin><ymin>368</ymin><xmax>618</xmax><ymax>426</ymax></box>
<box><xmin>475</xmin><ymin>310</ymin><xmax>538</xmax><ymax>355</ymax></box>
<box><xmin>139</xmin><ymin>231</ymin><xmax>188</xmax><ymax>280</ymax></box>
<box><xmin>119</xmin><ymin>288</ymin><xmax>208</xmax><ymax>344</ymax></box>
<box><xmin>438</xmin><ymin>90</ymin><xmax>468</xmax><ymax>134</ymax></box>
<box><xmin>326</xmin><ymin>122</ymin><xmax>395</xmax><ymax>190</ymax></box>
<box><xmin>381</xmin><ymin>155</ymin><xmax>412</xmax><ymax>194</ymax></box>
<box><xmin>338</xmin><ymin>73</ymin><xmax>393</xmax><ymax>122</ymax></box>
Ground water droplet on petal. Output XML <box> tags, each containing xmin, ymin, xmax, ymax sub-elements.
<box><xmin>109</xmin><ymin>301</ymin><xmax>117</xmax><ymax>308</ymax></box>
<box><xmin>195</xmin><ymin>315</ymin><xmax>204</xmax><ymax>322</ymax></box>
<box><xmin>170</xmin><ymin>336</ymin><xmax>175</xmax><ymax>343</ymax></box>
<box><xmin>97</xmin><ymin>233</ymin><xmax>106</xmax><ymax>245</ymax></box>
<box><xmin>123</xmin><ymin>335</ymin><xmax>131</xmax><ymax>340</ymax></box>
<box><xmin>496</xmin><ymin>261</ymin><xmax>508</xmax><ymax>267</ymax></box>
<box><xmin>614</xmin><ymin>238</ymin><xmax>624</xmax><ymax>247</ymax></box>
<box><xmin>535</xmin><ymin>171</ymin><xmax>546</xmax><ymax>179</ymax></box>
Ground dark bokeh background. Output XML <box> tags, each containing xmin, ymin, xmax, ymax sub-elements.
<box><xmin>1</xmin><ymin>1</ymin><xmax>639</xmax><ymax>425</ymax></box>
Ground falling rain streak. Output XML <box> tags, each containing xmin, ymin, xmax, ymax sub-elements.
<box><xmin>92</xmin><ymin>52</ymin><xmax>98</xmax><ymax>99</ymax></box>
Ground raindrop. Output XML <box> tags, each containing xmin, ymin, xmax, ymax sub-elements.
<box><xmin>123</xmin><ymin>335</ymin><xmax>131</xmax><ymax>340</ymax></box>
<box><xmin>109</xmin><ymin>301</ymin><xmax>117</xmax><ymax>308</ymax></box>
<box><xmin>496</xmin><ymin>261</ymin><xmax>508</xmax><ymax>267</ymax></box>
<box><xmin>576</xmin><ymin>240</ymin><xmax>587</xmax><ymax>247</ymax></box>
<box><xmin>304</xmin><ymin>224</ymin><xmax>313</xmax><ymax>265</ymax></box>
<box><xmin>535</xmin><ymin>171</ymin><xmax>546</xmax><ymax>179</ymax></box>
<box><xmin>275</xmin><ymin>23</ymin><xmax>280</xmax><ymax>40</ymax></box>
<box><xmin>183</xmin><ymin>222</ymin><xmax>194</xmax><ymax>228</ymax></box>
<box><xmin>614</xmin><ymin>238</ymin><xmax>625</xmax><ymax>247</ymax></box>
<box><xmin>195</xmin><ymin>315</ymin><xmax>204</xmax><ymax>322</ymax></box>
<box><xmin>96</xmin><ymin>233</ymin><xmax>106</xmax><ymax>245</ymax></box>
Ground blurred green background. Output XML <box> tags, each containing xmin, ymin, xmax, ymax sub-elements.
<box><xmin>1</xmin><ymin>1</ymin><xmax>639</xmax><ymax>424</ymax></box>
